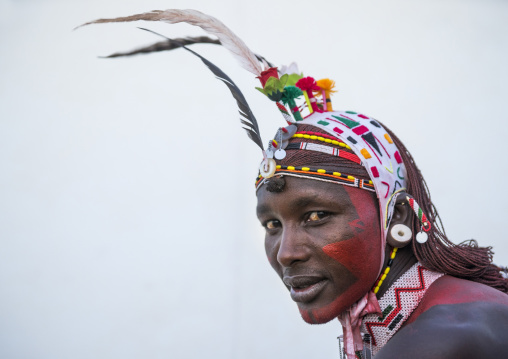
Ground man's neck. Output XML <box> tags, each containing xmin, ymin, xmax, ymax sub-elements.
<box><xmin>376</xmin><ymin>245</ymin><xmax>417</xmax><ymax>298</ymax></box>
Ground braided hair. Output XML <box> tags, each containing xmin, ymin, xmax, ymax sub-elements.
<box><xmin>382</xmin><ymin>122</ymin><xmax>508</xmax><ymax>293</ymax></box>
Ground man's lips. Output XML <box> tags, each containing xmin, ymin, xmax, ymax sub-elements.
<box><xmin>283</xmin><ymin>275</ymin><xmax>328</xmax><ymax>303</ymax></box>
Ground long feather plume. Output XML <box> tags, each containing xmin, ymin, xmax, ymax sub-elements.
<box><xmin>101</xmin><ymin>36</ymin><xmax>220</xmax><ymax>58</ymax></box>
<box><xmin>100</xmin><ymin>35</ymin><xmax>275</xmax><ymax>67</ymax></box>
<box><xmin>77</xmin><ymin>9</ymin><xmax>264</xmax><ymax>76</ymax></box>
<box><xmin>137</xmin><ymin>28</ymin><xmax>263</xmax><ymax>150</ymax></box>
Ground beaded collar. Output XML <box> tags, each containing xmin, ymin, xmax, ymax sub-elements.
<box><xmin>360</xmin><ymin>263</ymin><xmax>444</xmax><ymax>357</ymax></box>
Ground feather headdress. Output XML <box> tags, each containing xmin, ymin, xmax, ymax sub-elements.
<box><xmin>78</xmin><ymin>9</ymin><xmax>264</xmax><ymax>76</ymax></box>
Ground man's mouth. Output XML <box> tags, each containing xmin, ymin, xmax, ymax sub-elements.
<box><xmin>283</xmin><ymin>275</ymin><xmax>328</xmax><ymax>303</ymax></box>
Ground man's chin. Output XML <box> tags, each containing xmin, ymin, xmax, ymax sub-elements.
<box><xmin>297</xmin><ymin>302</ymin><xmax>346</xmax><ymax>324</ymax></box>
<box><xmin>294</xmin><ymin>284</ymin><xmax>373</xmax><ymax>324</ymax></box>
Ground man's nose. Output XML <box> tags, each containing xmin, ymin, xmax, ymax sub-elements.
<box><xmin>276</xmin><ymin>225</ymin><xmax>311</xmax><ymax>267</ymax></box>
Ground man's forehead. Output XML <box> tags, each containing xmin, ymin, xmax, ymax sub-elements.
<box><xmin>256</xmin><ymin>177</ymin><xmax>350</xmax><ymax>212</ymax></box>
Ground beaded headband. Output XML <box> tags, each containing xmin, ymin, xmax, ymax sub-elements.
<box><xmin>79</xmin><ymin>8</ymin><xmax>408</xmax><ymax>268</ymax></box>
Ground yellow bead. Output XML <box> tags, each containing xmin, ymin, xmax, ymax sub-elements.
<box><xmin>287</xmin><ymin>166</ymin><xmax>295</xmax><ymax>170</ymax></box>
<box><xmin>317</xmin><ymin>136</ymin><xmax>325</xmax><ymax>141</ymax></box>
<box><xmin>310</xmin><ymin>135</ymin><xmax>317</xmax><ymax>140</ymax></box>
<box><xmin>333</xmin><ymin>172</ymin><xmax>341</xmax><ymax>177</ymax></box>
<box><xmin>325</xmin><ymin>139</ymin><xmax>332</xmax><ymax>143</ymax></box>
<box><xmin>369</xmin><ymin>180</ymin><xmax>373</xmax><ymax>184</ymax></box>
<box><xmin>303</xmin><ymin>135</ymin><xmax>310</xmax><ymax>139</ymax></box>
<box><xmin>381</xmin><ymin>274</ymin><xmax>387</xmax><ymax>281</ymax></box>
<box><xmin>332</xmin><ymin>140</ymin><xmax>339</xmax><ymax>145</ymax></box>
<box><xmin>276</xmin><ymin>165</ymin><xmax>281</xmax><ymax>169</ymax></box>
<box><xmin>347</xmin><ymin>175</ymin><xmax>355</xmax><ymax>180</ymax></box>
<box><xmin>391</xmin><ymin>252</ymin><xmax>396</xmax><ymax>259</ymax></box>
<box><xmin>346</xmin><ymin>145</ymin><xmax>351</xmax><ymax>150</ymax></box>
<box><xmin>317</xmin><ymin>169</ymin><xmax>326</xmax><ymax>173</ymax></box>
<box><xmin>302</xmin><ymin>167</ymin><xmax>310</xmax><ymax>171</ymax></box>
<box><xmin>272</xmin><ymin>140</ymin><xmax>278</xmax><ymax>146</ymax></box>
<box><xmin>374</xmin><ymin>286</ymin><xmax>380</xmax><ymax>294</ymax></box>
<box><xmin>385</xmin><ymin>267</ymin><xmax>391</xmax><ymax>274</ymax></box>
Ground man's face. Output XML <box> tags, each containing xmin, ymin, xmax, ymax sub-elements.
<box><xmin>256</xmin><ymin>176</ymin><xmax>381</xmax><ymax>324</ymax></box>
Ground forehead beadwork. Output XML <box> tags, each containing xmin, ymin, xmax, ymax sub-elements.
<box><xmin>256</xmin><ymin>166</ymin><xmax>374</xmax><ymax>192</ymax></box>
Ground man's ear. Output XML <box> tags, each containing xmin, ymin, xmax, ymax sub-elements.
<box><xmin>386</xmin><ymin>192</ymin><xmax>413</xmax><ymax>248</ymax></box>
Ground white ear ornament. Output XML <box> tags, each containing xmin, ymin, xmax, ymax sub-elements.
<box><xmin>390</xmin><ymin>224</ymin><xmax>412</xmax><ymax>246</ymax></box>
<box><xmin>416</xmin><ymin>232</ymin><xmax>428</xmax><ymax>244</ymax></box>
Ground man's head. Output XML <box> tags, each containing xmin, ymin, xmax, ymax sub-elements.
<box><xmin>255</xmin><ymin>113</ymin><xmax>412</xmax><ymax>323</ymax></box>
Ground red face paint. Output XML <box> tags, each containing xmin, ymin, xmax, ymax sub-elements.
<box><xmin>300</xmin><ymin>186</ymin><xmax>382</xmax><ymax>323</ymax></box>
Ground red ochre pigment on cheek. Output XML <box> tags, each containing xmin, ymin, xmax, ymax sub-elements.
<box><xmin>323</xmin><ymin>187</ymin><xmax>380</xmax><ymax>278</ymax></box>
<box><xmin>300</xmin><ymin>187</ymin><xmax>381</xmax><ymax>324</ymax></box>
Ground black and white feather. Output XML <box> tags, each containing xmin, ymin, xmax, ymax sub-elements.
<box><xmin>100</xmin><ymin>35</ymin><xmax>275</xmax><ymax>67</ymax></box>
<box><xmin>101</xmin><ymin>36</ymin><xmax>221</xmax><ymax>58</ymax></box>
<box><xmin>138</xmin><ymin>28</ymin><xmax>263</xmax><ymax>150</ymax></box>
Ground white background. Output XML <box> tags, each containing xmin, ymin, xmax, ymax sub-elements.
<box><xmin>1</xmin><ymin>0</ymin><xmax>507</xmax><ymax>358</ymax></box>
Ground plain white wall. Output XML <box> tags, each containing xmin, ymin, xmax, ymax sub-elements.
<box><xmin>1</xmin><ymin>0</ymin><xmax>507</xmax><ymax>358</ymax></box>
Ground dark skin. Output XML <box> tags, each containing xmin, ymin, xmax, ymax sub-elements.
<box><xmin>257</xmin><ymin>176</ymin><xmax>508</xmax><ymax>358</ymax></box>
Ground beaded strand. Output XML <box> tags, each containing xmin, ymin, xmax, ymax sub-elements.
<box><xmin>407</xmin><ymin>196</ymin><xmax>431</xmax><ymax>232</ymax></box>
<box><xmin>373</xmin><ymin>247</ymin><xmax>398</xmax><ymax>294</ymax></box>
<box><xmin>255</xmin><ymin>165</ymin><xmax>375</xmax><ymax>192</ymax></box>
<box><xmin>292</xmin><ymin>133</ymin><xmax>352</xmax><ymax>150</ymax></box>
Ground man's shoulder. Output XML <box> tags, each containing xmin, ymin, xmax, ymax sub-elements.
<box><xmin>375</xmin><ymin>275</ymin><xmax>508</xmax><ymax>359</ymax></box>
<box><xmin>377</xmin><ymin>301</ymin><xmax>508</xmax><ymax>358</ymax></box>
<box><xmin>407</xmin><ymin>275</ymin><xmax>508</xmax><ymax>323</ymax></box>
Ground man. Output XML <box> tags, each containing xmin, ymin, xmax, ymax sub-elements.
<box><xmin>255</xmin><ymin>118</ymin><xmax>508</xmax><ymax>358</ymax></box>
<box><xmin>81</xmin><ymin>9</ymin><xmax>508</xmax><ymax>358</ymax></box>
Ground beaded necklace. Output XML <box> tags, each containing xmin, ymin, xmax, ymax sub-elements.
<box><xmin>361</xmin><ymin>263</ymin><xmax>444</xmax><ymax>356</ymax></box>
<box><xmin>339</xmin><ymin>262</ymin><xmax>444</xmax><ymax>359</ymax></box>
<box><xmin>373</xmin><ymin>247</ymin><xmax>398</xmax><ymax>294</ymax></box>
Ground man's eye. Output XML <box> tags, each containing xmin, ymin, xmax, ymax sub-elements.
<box><xmin>308</xmin><ymin>211</ymin><xmax>329</xmax><ymax>222</ymax></box>
<box><xmin>265</xmin><ymin>220</ymin><xmax>280</xmax><ymax>230</ymax></box>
